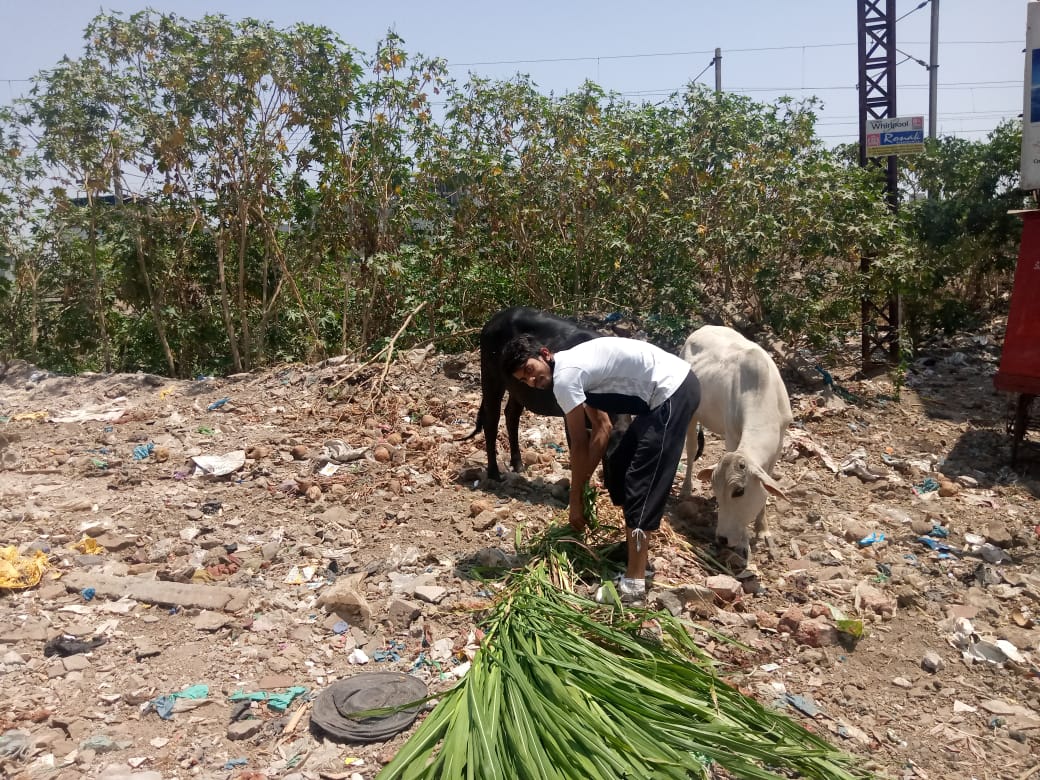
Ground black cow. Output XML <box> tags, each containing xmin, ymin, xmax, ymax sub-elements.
<box><xmin>466</xmin><ymin>307</ymin><xmax>601</xmax><ymax>480</ymax></box>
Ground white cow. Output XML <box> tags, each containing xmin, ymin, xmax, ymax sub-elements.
<box><xmin>679</xmin><ymin>325</ymin><xmax>793</xmax><ymax>558</ymax></box>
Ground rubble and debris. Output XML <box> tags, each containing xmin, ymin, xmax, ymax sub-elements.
<box><xmin>0</xmin><ymin>321</ymin><xmax>1035</xmax><ymax>778</ymax></box>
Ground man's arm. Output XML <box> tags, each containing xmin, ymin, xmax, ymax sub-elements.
<box><xmin>565</xmin><ymin>404</ymin><xmax>612</xmax><ymax>531</ymax></box>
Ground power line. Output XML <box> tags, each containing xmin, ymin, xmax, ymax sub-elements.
<box><xmin>446</xmin><ymin>39</ymin><xmax>1019</xmax><ymax>68</ymax></box>
<box><xmin>896</xmin><ymin>0</ymin><xmax>931</xmax><ymax>24</ymax></box>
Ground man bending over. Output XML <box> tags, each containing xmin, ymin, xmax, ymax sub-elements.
<box><xmin>502</xmin><ymin>334</ymin><xmax>700</xmax><ymax>604</ymax></box>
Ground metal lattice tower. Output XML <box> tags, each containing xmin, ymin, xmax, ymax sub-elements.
<box><xmin>857</xmin><ymin>0</ymin><xmax>901</xmax><ymax>366</ymax></box>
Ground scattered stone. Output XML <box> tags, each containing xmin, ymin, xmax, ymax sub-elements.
<box><xmin>318</xmin><ymin>574</ymin><xmax>374</xmax><ymax>631</ymax></box>
<box><xmin>472</xmin><ymin>510</ymin><xmax>499</xmax><ymax>531</ymax></box>
<box><xmin>853</xmin><ymin>581</ymin><xmax>897</xmax><ymax>618</ymax></box>
<box><xmin>62</xmin><ymin>654</ymin><xmax>92</xmax><ymax>672</ymax></box>
<box><xmin>193</xmin><ymin>610</ymin><xmax>232</xmax><ymax>632</ymax></box>
<box><xmin>388</xmin><ymin>599</ymin><xmax>423</xmax><ymax>630</ymax></box>
<box><xmin>469</xmin><ymin>499</ymin><xmax>493</xmax><ymax>517</ymax></box>
<box><xmin>842</xmin><ymin>518</ymin><xmax>872</xmax><ymax>543</ymax></box>
<box><xmin>921</xmin><ymin>651</ymin><xmax>944</xmax><ymax>673</ymax></box>
<box><xmin>794</xmin><ymin>618</ymin><xmax>839</xmax><ymax>648</ymax></box>
<box><xmin>985</xmin><ymin>521</ymin><xmax>1013</xmax><ymax>548</ymax></box>
<box><xmin>414</xmin><ymin>585</ymin><xmax>447</xmax><ymax>604</ymax></box>
<box><xmin>704</xmin><ymin>574</ymin><xmax>743</xmax><ymax>603</ymax></box>
<box><xmin>910</xmin><ymin>517</ymin><xmax>934</xmax><ymax>536</ymax></box>
<box><xmin>779</xmin><ymin>606</ymin><xmax>805</xmax><ymax>634</ymax></box>
<box><xmin>91</xmin><ymin>530</ymin><xmax>137</xmax><ymax>552</ymax></box>
<box><xmin>654</xmin><ymin>590</ymin><xmax>683</xmax><ymax>616</ymax></box>
<box><xmin>228</xmin><ymin>720</ymin><xmax>263</xmax><ymax>740</ymax></box>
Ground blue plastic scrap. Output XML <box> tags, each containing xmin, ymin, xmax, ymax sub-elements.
<box><xmin>207</xmin><ymin>397</ymin><xmax>230</xmax><ymax>411</ymax></box>
<box><xmin>917</xmin><ymin>537</ymin><xmax>956</xmax><ymax>559</ymax></box>
<box><xmin>151</xmin><ymin>684</ymin><xmax>210</xmax><ymax>720</ymax></box>
<box><xmin>373</xmin><ymin>639</ymin><xmax>406</xmax><ymax>663</ymax></box>
<box><xmin>914</xmin><ymin>477</ymin><xmax>941</xmax><ymax>495</ymax></box>
<box><xmin>928</xmin><ymin>524</ymin><xmax>949</xmax><ymax>538</ymax></box>
<box><xmin>331</xmin><ymin>620</ymin><xmax>349</xmax><ymax>635</ymax></box>
<box><xmin>917</xmin><ymin>536</ymin><xmax>951</xmax><ymax>552</ymax></box>
<box><xmin>132</xmin><ymin>442</ymin><xmax>155</xmax><ymax>461</ymax></box>
<box><xmin>80</xmin><ymin>587</ymin><xmax>96</xmax><ymax>601</ymax></box>
<box><xmin>228</xmin><ymin>685</ymin><xmax>308</xmax><ymax>712</ymax></box>
<box><xmin>858</xmin><ymin>532</ymin><xmax>885</xmax><ymax>548</ymax></box>
<box><xmin>223</xmin><ymin>759</ymin><xmax>248</xmax><ymax>770</ymax></box>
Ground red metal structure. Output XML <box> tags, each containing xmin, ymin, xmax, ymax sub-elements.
<box><xmin>993</xmin><ymin>210</ymin><xmax>1040</xmax><ymax>463</ymax></box>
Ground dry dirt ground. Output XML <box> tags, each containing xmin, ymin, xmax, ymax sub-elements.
<box><xmin>0</xmin><ymin>317</ymin><xmax>1038</xmax><ymax>780</ymax></box>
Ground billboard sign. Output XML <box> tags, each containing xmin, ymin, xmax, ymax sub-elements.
<box><xmin>865</xmin><ymin>116</ymin><xmax>925</xmax><ymax>158</ymax></box>
<box><xmin>1021</xmin><ymin>2</ymin><xmax>1040</xmax><ymax>190</ymax></box>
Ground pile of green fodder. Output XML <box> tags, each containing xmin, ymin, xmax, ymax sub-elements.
<box><xmin>379</xmin><ymin>524</ymin><xmax>874</xmax><ymax>780</ymax></box>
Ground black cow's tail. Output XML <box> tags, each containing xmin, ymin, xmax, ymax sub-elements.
<box><xmin>695</xmin><ymin>425</ymin><xmax>705</xmax><ymax>462</ymax></box>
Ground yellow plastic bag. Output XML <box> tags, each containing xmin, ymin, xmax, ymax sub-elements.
<box><xmin>0</xmin><ymin>546</ymin><xmax>49</xmax><ymax>590</ymax></box>
<box><xmin>73</xmin><ymin>537</ymin><xmax>103</xmax><ymax>554</ymax></box>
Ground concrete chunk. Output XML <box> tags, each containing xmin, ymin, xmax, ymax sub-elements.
<box><xmin>63</xmin><ymin>571</ymin><xmax>250</xmax><ymax>612</ymax></box>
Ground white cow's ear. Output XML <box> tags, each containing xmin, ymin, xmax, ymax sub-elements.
<box><xmin>749</xmin><ymin>462</ymin><xmax>787</xmax><ymax>499</ymax></box>
<box><xmin>696</xmin><ymin>466</ymin><xmax>714</xmax><ymax>483</ymax></box>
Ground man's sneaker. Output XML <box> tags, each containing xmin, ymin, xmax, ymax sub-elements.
<box><xmin>594</xmin><ymin>575</ymin><xmax>648</xmax><ymax>606</ymax></box>
<box><xmin>616</xmin><ymin>576</ymin><xmax>646</xmax><ymax>605</ymax></box>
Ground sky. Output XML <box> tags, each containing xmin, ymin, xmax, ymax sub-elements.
<box><xmin>0</xmin><ymin>0</ymin><xmax>1028</xmax><ymax>145</ymax></box>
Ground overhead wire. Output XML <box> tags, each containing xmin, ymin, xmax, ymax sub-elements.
<box><xmin>896</xmin><ymin>0</ymin><xmax>931</xmax><ymax>24</ymax></box>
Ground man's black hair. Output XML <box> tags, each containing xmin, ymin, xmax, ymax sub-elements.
<box><xmin>501</xmin><ymin>334</ymin><xmax>545</xmax><ymax>375</ymax></box>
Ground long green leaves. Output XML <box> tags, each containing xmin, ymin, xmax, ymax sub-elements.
<box><xmin>378</xmin><ymin>559</ymin><xmax>873</xmax><ymax>780</ymax></box>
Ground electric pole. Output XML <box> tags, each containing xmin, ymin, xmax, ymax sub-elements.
<box><xmin>929</xmin><ymin>0</ymin><xmax>939</xmax><ymax>139</ymax></box>
<box><xmin>714</xmin><ymin>48</ymin><xmax>722</xmax><ymax>94</ymax></box>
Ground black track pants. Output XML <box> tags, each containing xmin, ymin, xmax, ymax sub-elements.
<box><xmin>603</xmin><ymin>372</ymin><xmax>701</xmax><ymax>531</ymax></box>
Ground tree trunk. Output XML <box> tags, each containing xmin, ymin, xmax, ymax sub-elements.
<box><xmin>87</xmin><ymin>194</ymin><xmax>112</xmax><ymax>372</ymax></box>
<box><xmin>111</xmin><ymin>156</ymin><xmax>176</xmax><ymax>376</ymax></box>
<box><xmin>236</xmin><ymin>197</ymin><xmax>252</xmax><ymax>370</ymax></box>
<box><xmin>215</xmin><ymin>230</ymin><xmax>243</xmax><ymax>373</ymax></box>
<box><xmin>340</xmin><ymin>256</ymin><xmax>352</xmax><ymax>355</ymax></box>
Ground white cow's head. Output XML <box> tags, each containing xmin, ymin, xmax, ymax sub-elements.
<box><xmin>698</xmin><ymin>451</ymin><xmax>785</xmax><ymax>556</ymax></box>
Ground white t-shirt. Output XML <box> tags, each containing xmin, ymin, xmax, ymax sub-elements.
<box><xmin>552</xmin><ymin>337</ymin><xmax>692</xmax><ymax>415</ymax></box>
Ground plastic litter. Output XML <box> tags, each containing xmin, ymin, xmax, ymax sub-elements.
<box><xmin>48</xmin><ymin>399</ymin><xmax>127</xmax><ymax>424</ymax></box>
<box><xmin>917</xmin><ymin>537</ymin><xmax>955</xmax><ymax>557</ymax></box>
<box><xmin>132</xmin><ymin>442</ymin><xmax>155</xmax><ymax>461</ymax></box>
<box><xmin>207</xmin><ymin>397</ymin><xmax>231</xmax><ymax>411</ymax></box>
<box><xmin>0</xmin><ymin>546</ymin><xmax>50</xmax><ymax>590</ymax></box>
<box><xmin>223</xmin><ymin>758</ymin><xmax>248</xmax><ymax>770</ymax></box>
<box><xmin>229</xmin><ymin>685</ymin><xmax>308</xmax><ymax>712</ymax></box>
<box><xmin>190</xmin><ymin>450</ymin><xmax>246</xmax><ymax>477</ymax></box>
<box><xmin>858</xmin><ymin>532</ymin><xmax>885</xmax><ymax>547</ymax></box>
<box><xmin>373</xmin><ymin>640</ymin><xmax>406</xmax><ymax>663</ymax></box>
<box><xmin>149</xmin><ymin>684</ymin><xmax>210</xmax><ymax>720</ymax></box>
<box><xmin>839</xmin><ymin>447</ymin><xmax>884</xmax><ymax>482</ymax></box>
<box><xmin>44</xmin><ymin>634</ymin><xmax>106</xmax><ymax>657</ymax></box>
<box><xmin>976</xmin><ymin>543</ymin><xmax>1011</xmax><ymax>565</ymax></box>
<box><xmin>81</xmin><ymin>587</ymin><xmax>96</xmax><ymax>601</ymax></box>
<box><xmin>913</xmin><ymin>477</ymin><xmax>941</xmax><ymax>496</ymax></box>
<box><xmin>0</xmin><ymin>729</ymin><xmax>34</xmax><ymax>759</ymax></box>
<box><xmin>322</xmin><ymin>439</ymin><xmax>370</xmax><ymax>463</ymax></box>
